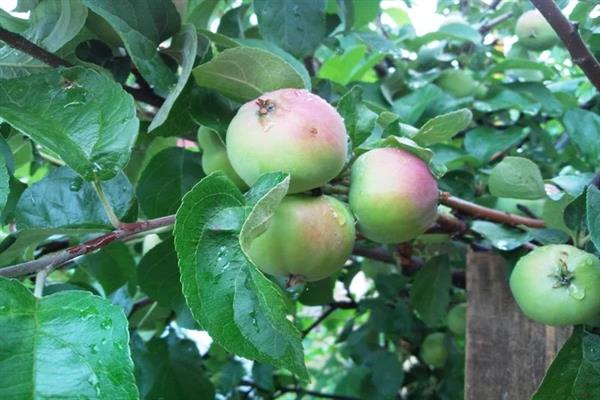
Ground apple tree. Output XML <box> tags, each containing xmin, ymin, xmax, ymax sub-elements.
<box><xmin>0</xmin><ymin>0</ymin><xmax>599</xmax><ymax>399</ymax></box>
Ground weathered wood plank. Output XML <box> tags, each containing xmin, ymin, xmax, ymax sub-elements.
<box><xmin>465</xmin><ymin>250</ymin><xmax>571</xmax><ymax>400</ymax></box>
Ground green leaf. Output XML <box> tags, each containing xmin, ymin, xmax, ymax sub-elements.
<box><xmin>485</xmin><ymin>58</ymin><xmax>557</xmax><ymax>81</ymax></box>
<box><xmin>238</xmin><ymin>39</ymin><xmax>312</xmax><ymax>90</ymax></box>
<box><xmin>253</xmin><ymin>0</ymin><xmax>326</xmax><ymax>58</ymax></box>
<box><xmin>565</xmin><ymin>191</ymin><xmax>587</xmax><ymax>233</ymax></box>
<box><xmin>318</xmin><ymin>45</ymin><xmax>385</xmax><ymax>86</ymax></box>
<box><xmin>82</xmin><ymin>0</ymin><xmax>179</xmax><ymax>94</ymax></box>
<box><xmin>337</xmin><ymin>86</ymin><xmax>377</xmax><ymax>148</ymax></box>
<box><xmin>15</xmin><ymin>167</ymin><xmax>134</xmax><ymax>230</ymax></box>
<box><xmin>563</xmin><ymin>109</ymin><xmax>600</xmax><ymax>165</ymax></box>
<box><xmin>410</xmin><ymin>256</ymin><xmax>451</xmax><ymax>326</ymax></box>
<box><xmin>464</xmin><ymin>127</ymin><xmax>528</xmax><ymax>163</ymax></box>
<box><xmin>489</xmin><ymin>157</ymin><xmax>545</xmax><ymax>200</ymax></box>
<box><xmin>197</xmin><ymin>28</ymin><xmax>241</xmax><ymax>49</ymax></box>
<box><xmin>0</xmin><ymin>0</ymin><xmax>87</xmax><ymax>79</ymax></box>
<box><xmin>587</xmin><ymin>185</ymin><xmax>600</xmax><ymax>251</ymax></box>
<box><xmin>185</xmin><ymin>0</ymin><xmax>220</xmax><ymax>29</ymax></box>
<box><xmin>240</xmin><ymin>173</ymin><xmax>290</xmax><ymax>253</ymax></box>
<box><xmin>217</xmin><ymin>4</ymin><xmax>251</xmax><ymax>38</ymax></box>
<box><xmin>364</xmin><ymin>350</ymin><xmax>405</xmax><ymax>399</ymax></box>
<box><xmin>185</xmin><ymin>87</ymin><xmax>237</xmax><ymax>137</ymax></box>
<box><xmin>132</xmin><ymin>331</ymin><xmax>215</xmax><ymax>400</ymax></box>
<box><xmin>362</xmin><ymin>135</ymin><xmax>447</xmax><ymax>178</ymax></box>
<box><xmin>77</xmin><ymin>242</ymin><xmax>136</xmax><ymax>295</ymax></box>
<box><xmin>137</xmin><ymin>238</ymin><xmax>185</xmax><ymax>310</ymax></box>
<box><xmin>532</xmin><ymin>327</ymin><xmax>600</xmax><ymax>400</ymax></box>
<box><xmin>174</xmin><ymin>172</ymin><xmax>308</xmax><ymax>379</ymax></box>
<box><xmin>136</xmin><ymin>147</ymin><xmax>204</xmax><ymax>218</ymax></box>
<box><xmin>0</xmin><ymin>67</ymin><xmax>139</xmax><ymax>181</ymax></box>
<box><xmin>474</xmin><ymin>89</ymin><xmax>541</xmax><ymax>115</ymax></box>
<box><xmin>412</xmin><ymin>109</ymin><xmax>472</xmax><ymax>146</ymax></box>
<box><xmin>0</xmin><ymin>229</ymin><xmax>71</xmax><ymax>267</ymax></box>
<box><xmin>149</xmin><ymin>24</ymin><xmax>197</xmax><ymax>132</ymax></box>
<box><xmin>509</xmin><ymin>82</ymin><xmax>563</xmax><ymax>117</ymax></box>
<box><xmin>0</xmin><ymin>154</ymin><xmax>9</xmax><ymax>216</ymax></box>
<box><xmin>409</xmin><ymin>23</ymin><xmax>481</xmax><ymax>47</ymax></box>
<box><xmin>471</xmin><ymin>220</ymin><xmax>532</xmax><ymax>251</ymax></box>
<box><xmin>298</xmin><ymin>277</ymin><xmax>335</xmax><ymax>306</ymax></box>
<box><xmin>0</xmin><ymin>277</ymin><xmax>138</xmax><ymax>399</ymax></box>
<box><xmin>192</xmin><ymin>47</ymin><xmax>306</xmax><ymax>102</ymax></box>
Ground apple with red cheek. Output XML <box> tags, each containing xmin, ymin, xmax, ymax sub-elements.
<box><xmin>226</xmin><ymin>88</ymin><xmax>348</xmax><ymax>194</ymax></box>
<box><xmin>349</xmin><ymin>148</ymin><xmax>439</xmax><ymax>244</ymax></box>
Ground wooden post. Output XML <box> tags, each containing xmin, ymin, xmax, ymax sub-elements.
<box><xmin>465</xmin><ymin>250</ymin><xmax>571</xmax><ymax>400</ymax></box>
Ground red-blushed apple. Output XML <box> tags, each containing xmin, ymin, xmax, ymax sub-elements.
<box><xmin>349</xmin><ymin>148</ymin><xmax>438</xmax><ymax>244</ymax></box>
<box><xmin>226</xmin><ymin>88</ymin><xmax>348</xmax><ymax>193</ymax></box>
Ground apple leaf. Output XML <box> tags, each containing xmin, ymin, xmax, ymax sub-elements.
<box><xmin>174</xmin><ymin>172</ymin><xmax>308</xmax><ymax>379</ymax></box>
<box><xmin>0</xmin><ymin>67</ymin><xmax>139</xmax><ymax>181</ymax></box>
<box><xmin>0</xmin><ymin>277</ymin><xmax>138</xmax><ymax>399</ymax></box>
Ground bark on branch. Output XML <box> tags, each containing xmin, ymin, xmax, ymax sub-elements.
<box><xmin>531</xmin><ymin>0</ymin><xmax>600</xmax><ymax>91</ymax></box>
<box><xmin>439</xmin><ymin>192</ymin><xmax>546</xmax><ymax>228</ymax></box>
<box><xmin>0</xmin><ymin>216</ymin><xmax>174</xmax><ymax>278</ymax></box>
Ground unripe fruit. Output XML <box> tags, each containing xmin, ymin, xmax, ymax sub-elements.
<box><xmin>447</xmin><ymin>303</ymin><xmax>466</xmax><ymax>337</ymax></box>
<box><xmin>420</xmin><ymin>333</ymin><xmax>448</xmax><ymax>369</ymax></box>
<box><xmin>436</xmin><ymin>69</ymin><xmax>479</xmax><ymax>98</ymax></box>
<box><xmin>515</xmin><ymin>10</ymin><xmax>558</xmax><ymax>51</ymax></box>
<box><xmin>198</xmin><ymin>127</ymin><xmax>248</xmax><ymax>190</ymax></box>
<box><xmin>349</xmin><ymin>148</ymin><xmax>438</xmax><ymax>244</ymax></box>
<box><xmin>248</xmin><ymin>195</ymin><xmax>355</xmax><ymax>282</ymax></box>
<box><xmin>226</xmin><ymin>88</ymin><xmax>348</xmax><ymax>193</ymax></box>
<box><xmin>510</xmin><ymin>245</ymin><xmax>600</xmax><ymax>326</ymax></box>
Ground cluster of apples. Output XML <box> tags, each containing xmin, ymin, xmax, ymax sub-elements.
<box><xmin>198</xmin><ymin>88</ymin><xmax>439</xmax><ymax>283</ymax></box>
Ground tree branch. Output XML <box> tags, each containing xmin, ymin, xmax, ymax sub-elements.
<box><xmin>0</xmin><ymin>26</ymin><xmax>72</xmax><ymax>68</ymax></box>
<box><xmin>0</xmin><ymin>216</ymin><xmax>174</xmax><ymax>278</ymax></box>
<box><xmin>479</xmin><ymin>12</ymin><xmax>513</xmax><ymax>35</ymax></box>
<box><xmin>0</xmin><ymin>26</ymin><xmax>165</xmax><ymax>107</ymax></box>
<box><xmin>239</xmin><ymin>380</ymin><xmax>360</xmax><ymax>400</ymax></box>
<box><xmin>531</xmin><ymin>0</ymin><xmax>600</xmax><ymax>92</ymax></box>
<box><xmin>301</xmin><ymin>301</ymin><xmax>358</xmax><ymax>338</ymax></box>
<box><xmin>301</xmin><ymin>306</ymin><xmax>337</xmax><ymax>338</ymax></box>
<box><xmin>439</xmin><ymin>192</ymin><xmax>546</xmax><ymax>228</ymax></box>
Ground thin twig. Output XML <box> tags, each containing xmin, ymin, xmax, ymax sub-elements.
<box><xmin>488</xmin><ymin>0</ymin><xmax>502</xmax><ymax>10</ymax></box>
<box><xmin>239</xmin><ymin>379</ymin><xmax>360</xmax><ymax>400</ymax></box>
<box><xmin>0</xmin><ymin>26</ymin><xmax>71</xmax><ymax>68</ymax></box>
<box><xmin>479</xmin><ymin>12</ymin><xmax>513</xmax><ymax>35</ymax></box>
<box><xmin>0</xmin><ymin>215</ymin><xmax>175</xmax><ymax>278</ymax></box>
<box><xmin>439</xmin><ymin>192</ymin><xmax>546</xmax><ymax>228</ymax></box>
<box><xmin>302</xmin><ymin>306</ymin><xmax>337</xmax><ymax>338</ymax></box>
<box><xmin>531</xmin><ymin>0</ymin><xmax>600</xmax><ymax>91</ymax></box>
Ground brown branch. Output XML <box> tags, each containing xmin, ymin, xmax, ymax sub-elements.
<box><xmin>488</xmin><ymin>0</ymin><xmax>502</xmax><ymax>10</ymax></box>
<box><xmin>353</xmin><ymin>245</ymin><xmax>395</xmax><ymax>263</ymax></box>
<box><xmin>0</xmin><ymin>216</ymin><xmax>175</xmax><ymax>278</ymax></box>
<box><xmin>0</xmin><ymin>26</ymin><xmax>72</xmax><ymax>68</ymax></box>
<box><xmin>301</xmin><ymin>300</ymin><xmax>358</xmax><ymax>338</ymax></box>
<box><xmin>0</xmin><ymin>27</ymin><xmax>165</xmax><ymax>106</ymax></box>
<box><xmin>240</xmin><ymin>379</ymin><xmax>360</xmax><ymax>400</ymax></box>
<box><xmin>301</xmin><ymin>306</ymin><xmax>337</xmax><ymax>338</ymax></box>
<box><xmin>439</xmin><ymin>192</ymin><xmax>546</xmax><ymax>228</ymax></box>
<box><xmin>531</xmin><ymin>0</ymin><xmax>600</xmax><ymax>92</ymax></box>
<box><xmin>479</xmin><ymin>12</ymin><xmax>513</xmax><ymax>35</ymax></box>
